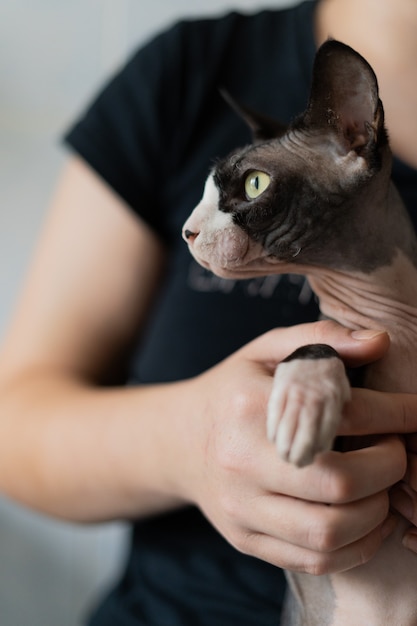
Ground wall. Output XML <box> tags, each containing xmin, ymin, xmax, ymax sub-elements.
<box><xmin>0</xmin><ymin>1</ymin><xmax>299</xmax><ymax>624</ymax></box>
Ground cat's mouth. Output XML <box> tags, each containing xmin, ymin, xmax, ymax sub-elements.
<box><xmin>184</xmin><ymin>219</ymin><xmax>301</xmax><ymax>279</ymax></box>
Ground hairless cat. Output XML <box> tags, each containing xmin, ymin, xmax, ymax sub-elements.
<box><xmin>183</xmin><ymin>40</ymin><xmax>417</xmax><ymax>625</ymax></box>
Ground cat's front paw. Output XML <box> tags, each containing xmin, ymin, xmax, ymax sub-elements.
<box><xmin>267</xmin><ymin>344</ymin><xmax>351</xmax><ymax>467</ymax></box>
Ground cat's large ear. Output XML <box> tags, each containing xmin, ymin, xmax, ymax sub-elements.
<box><xmin>220</xmin><ymin>88</ymin><xmax>287</xmax><ymax>142</ymax></box>
<box><xmin>303</xmin><ymin>40</ymin><xmax>386</xmax><ymax>154</ymax></box>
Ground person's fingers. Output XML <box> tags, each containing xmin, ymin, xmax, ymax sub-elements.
<box><xmin>238</xmin><ymin>490</ymin><xmax>390</xmax><ymax>553</ymax></box>
<box><xmin>405</xmin><ymin>452</ymin><xmax>417</xmax><ymax>492</ymax></box>
<box><xmin>341</xmin><ymin>387</ymin><xmax>417</xmax><ymax>436</ymax></box>
<box><xmin>239</xmin><ymin>515</ymin><xmax>397</xmax><ymax>575</ymax></box>
<box><xmin>402</xmin><ymin>529</ymin><xmax>417</xmax><ymax>554</ymax></box>
<box><xmin>258</xmin><ymin>435</ymin><xmax>406</xmax><ymax>503</ymax></box>
<box><xmin>390</xmin><ymin>482</ymin><xmax>417</xmax><ymax>526</ymax></box>
<box><xmin>242</xmin><ymin>320</ymin><xmax>389</xmax><ymax>368</ymax></box>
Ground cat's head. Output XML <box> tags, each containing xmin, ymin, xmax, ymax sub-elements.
<box><xmin>183</xmin><ymin>40</ymin><xmax>391</xmax><ymax>277</ymax></box>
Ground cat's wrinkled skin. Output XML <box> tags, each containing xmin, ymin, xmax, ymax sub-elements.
<box><xmin>183</xmin><ymin>40</ymin><xmax>417</xmax><ymax>625</ymax></box>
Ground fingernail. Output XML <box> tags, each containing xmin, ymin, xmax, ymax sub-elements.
<box><xmin>390</xmin><ymin>487</ymin><xmax>414</xmax><ymax>520</ymax></box>
<box><xmin>351</xmin><ymin>329</ymin><xmax>387</xmax><ymax>341</ymax></box>
<box><xmin>381</xmin><ymin>514</ymin><xmax>398</xmax><ymax>540</ymax></box>
<box><xmin>403</xmin><ymin>531</ymin><xmax>417</xmax><ymax>553</ymax></box>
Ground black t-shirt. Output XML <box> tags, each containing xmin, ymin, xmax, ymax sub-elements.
<box><xmin>64</xmin><ymin>1</ymin><xmax>417</xmax><ymax>624</ymax></box>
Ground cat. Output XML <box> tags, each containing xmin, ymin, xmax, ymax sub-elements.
<box><xmin>183</xmin><ymin>40</ymin><xmax>417</xmax><ymax>625</ymax></box>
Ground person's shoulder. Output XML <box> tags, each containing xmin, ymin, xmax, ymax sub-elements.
<box><xmin>132</xmin><ymin>5</ymin><xmax>299</xmax><ymax>61</ymax></box>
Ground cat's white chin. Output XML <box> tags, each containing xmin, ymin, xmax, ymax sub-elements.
<box><xmin>190</xmin><ymin>251</ymin><xmax>292</xmax><ymax>280</ymax></box>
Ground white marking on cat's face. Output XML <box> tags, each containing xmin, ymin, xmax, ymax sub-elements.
<box><xmin>182</xmin><ymin>173</ymin><xmax>269</xmax><ymax>278</ymax></box>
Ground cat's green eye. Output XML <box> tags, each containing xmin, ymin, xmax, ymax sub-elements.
<box><xmin>244</xmin><ymin>171</ymin><xmax>271</xmax><ymax>199</ymax></box>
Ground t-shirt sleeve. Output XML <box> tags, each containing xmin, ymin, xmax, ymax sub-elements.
<box><xmin>63</xmin><ymin>11</ymin><xmax>267</xmax><ymax>240</ymax></box>
<box><xmin>64</xmin><ymin>23</ymin><xmax>190</xmax><ymax>239</ymax></box>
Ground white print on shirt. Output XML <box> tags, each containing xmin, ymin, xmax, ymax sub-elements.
<box><xmin>187</xmin><ymin>260</ymin><xmax>313</xmax><ymax>304</ymax></box>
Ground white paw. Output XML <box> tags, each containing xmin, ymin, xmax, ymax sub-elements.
<box><xmin>267</xmin><ymin>354</ymin><xmax>351</xmax><ymax>467</ymax></box>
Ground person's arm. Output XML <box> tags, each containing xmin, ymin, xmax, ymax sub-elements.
<box><xmin>0</xmin><ymin>155</ymin><xmax>178</xmax><ymax>519</ymax></box>
<box><xmin>0</xmin><ymin>157</ymin><xmax>405</xmax><ymax>575</ymax></box>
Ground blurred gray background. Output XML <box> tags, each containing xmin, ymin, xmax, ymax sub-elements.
<box><xmin>0</xmin><ymin>1</ymin><xmax>298</xmax><ymax>624</ymax></box>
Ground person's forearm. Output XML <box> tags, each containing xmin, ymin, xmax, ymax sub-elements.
<box><xmin>0</xmin><ymin>371</ymin><xmax>194</xmax><ymax>522</ymax></box>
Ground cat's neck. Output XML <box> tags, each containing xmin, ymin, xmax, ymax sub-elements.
<box><xmin>307</xmin><ymin>250</ymin><xmax>417</xmax><ymax>392</ymax></box>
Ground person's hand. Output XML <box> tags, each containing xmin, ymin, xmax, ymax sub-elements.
<box><xmin>401</xmin><ymin>433</ymin><xmax>417</xmax><ymax>551</ymax></box>
<box><xmin>177</xmin><ymin>321</ymin><xmax>405</xmax><ymax>574</ymax></box>
<box><xmin>389</xmin><ymin>433</ymin><xmax>417</xmax><ymax>553</ymax></box>
<box><xmin>341</xmin><ymin>389</ymin><xmax>417</xmax><ymax>553</ymax></box>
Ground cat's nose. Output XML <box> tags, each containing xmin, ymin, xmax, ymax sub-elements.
<box><xmin>183</xmin><ymin>228</ymin><xmax>199</xmax><ymax>243</ymax></box>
